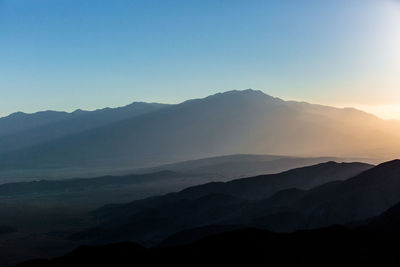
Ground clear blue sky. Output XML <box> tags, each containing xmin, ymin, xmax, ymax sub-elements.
<box><xmin>1</xmin><ymin>0</ymin><xmax>399</xmax><ymax>118</ymax></box>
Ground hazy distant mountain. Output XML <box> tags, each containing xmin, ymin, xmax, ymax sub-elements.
<box><xmin>141</xmin><ymin>154</ymin><xmax>367</xmax><ymax>180</ymax></box>
<box><xmin>0</xmin><ymin>111</ymin><xmax>72</xmax><ymax>138</ymax></box>
<box><xmin>0</xmin><ymin>89</ymin><xmax>398</xmax><ymax>172</ymax></box>
<box><xmin>72</xmin><ymin>161</ymin><xmax>371</xmax><ymax>243</ymax></box>
<box><xmin>0</xmin><ymin>153</ymin><xmax>361</xmax><ymax>184</ymax></box>
<box><xmin>0</xmin><ymin>102</ymin><xmax>167</xmax><ymax>155</ymax></box>
<box><xmin>0</xmin><ymin>155</ymin><xmax>360</xmax><ymax>198</ymax></box>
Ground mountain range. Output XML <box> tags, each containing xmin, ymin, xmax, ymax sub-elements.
<box><xmin>0</xmin><ymin>102</ymin><xmax>166</xmax><ymax>160</ymax></box>
<box><xmin>66</xmin><ymin>159</ymin><xmax>400</xmax><ymax>245</ymax></box>
<box><xmin>0</xmin><ymin>89</ymin><xmax>398</xmax><ymax>176</ymax></box>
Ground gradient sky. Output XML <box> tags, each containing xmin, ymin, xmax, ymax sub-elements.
<box><xmin>1</xmin><ymin>0</ymin><xmax>399</xmax><ymax>119</ymax></box>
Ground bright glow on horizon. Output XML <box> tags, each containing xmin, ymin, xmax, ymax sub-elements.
<box><xmin>351</xmin><ymin>104</ymin><xmax>400</xmax><ymax>121</ymax></box>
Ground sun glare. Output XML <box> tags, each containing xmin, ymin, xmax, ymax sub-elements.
<box><xmin>355</xmin><ymin>104</ymin><xmax>400</xmax><ymax>120</ymax></box>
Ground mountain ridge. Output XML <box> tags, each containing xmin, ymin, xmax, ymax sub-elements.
<box><xmin>0</xmin><ymin>89</ymin><xmax>398</xmax><ymax>173</ymax></box>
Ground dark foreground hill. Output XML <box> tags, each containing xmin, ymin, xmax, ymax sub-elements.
<box><xmin>17</xmin><ymin>226</ymin><xmax>400</xmax><ymax>267</ymax></box>
<box><xmin>71</xmin><ymin>161</ymin><xmax>371</xmax><ymax>244</ymax></box>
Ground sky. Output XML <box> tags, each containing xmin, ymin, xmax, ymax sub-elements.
<box><xmin>0</xmin><ymin>0</ymin><xmax>399</xmax><ymax>119</ymax></box>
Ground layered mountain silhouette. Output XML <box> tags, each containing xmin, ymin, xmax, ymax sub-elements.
<box><xmin>10</xmin><ymin>160</ymin><xmax>400</xmax><ymax>267</ymax></box>
<box><xmin>21</xmin><ymin>169</ymin><xmax>400</xmax><ymax>267</ymax></box>
<box><xmin>0</xmin><ymin>89</ymin><xmax>398</xmax><ymax>173</ymax></box>
<box><xmin>0</xmin><ymin>155</ymin><xmax>357</xmax><ymax>204</ymax></box>
<box><xmin>70</xmin><ymin>161</ymin><xmax>371</xmax><ymax>244</ymax></box>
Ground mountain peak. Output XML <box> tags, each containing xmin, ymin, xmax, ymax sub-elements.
<box><xmin>198</xmin><ymin>89</ymin><xmax>283</xmax><ymax>104</ymax></box>
<box><xmin>72</xmin><ymin>109</ymin><xmax>87</xmax><ymax>115</ymax></box>
<box><xmin>214</xmin><ymin>89</ymin><xmax>272</xmax><ymax>97</ymax></box>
